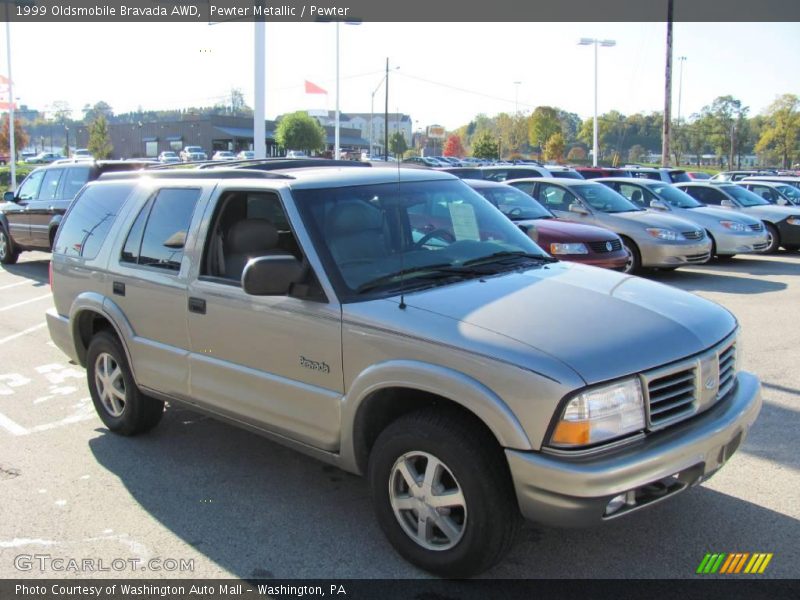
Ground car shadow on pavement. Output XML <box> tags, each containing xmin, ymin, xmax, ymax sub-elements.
<box><xmin>644</xmin><ymin>268</ymin><xmax>786</xmax><ymax>295</ymax></box>
<box><xmin>88</xmin><ymin>404</ymin><xmax>800</xmax><ymax>580</ymax></box>
<box><xmin>739</xmin><ymin>392</ymin><xmax>800</xmax><ymax>473</ymax></box>
<box><xmin>2</xmin><ymin>259</ymin><xmax>50</xmax><ymax>285</ymax></box>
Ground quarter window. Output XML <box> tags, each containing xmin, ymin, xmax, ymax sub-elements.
<box><xmin>121</xmin><ymin>188</ymin><xmax>201</xmax><ymax>271</ymax></box>
<box><xmin>53</xmin><ymin>183</ymin><xmax>135</xmax><ymax>258</ymax></box>
<box><xmin>61</xmin><ymin>166</ymin><xmax>91</xmax><ymax>199</ymax></box>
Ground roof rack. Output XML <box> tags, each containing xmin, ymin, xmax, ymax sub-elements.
<box><xmin>98</xmin><ymin>168</ymin><xmax>295</xmax><ymax>182</ymax></box>
<box><xmin>193</xmin><ymin>158</ymin><xmax>371</xmax><ymax>171</ymax></box>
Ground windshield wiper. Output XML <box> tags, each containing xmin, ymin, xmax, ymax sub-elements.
<box><xmin>355</xmin><ymin>263</ymin><xmax>484</xmax><ymax>294</ymax></box>
<box><xmin>462</xmin><ymin>251</ymin><xmax>556</xmax><ymax>267</ymax></box>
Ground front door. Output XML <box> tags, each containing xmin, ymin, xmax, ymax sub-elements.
<box><xmin>6</xmin><ymin>169</ymin><xmax>47</xmax><ymax>246</ymax></box>
<box><xmin>186</xmin><ymin>189</ymin><xmax>344</xmax><ymax>451</ymax></box>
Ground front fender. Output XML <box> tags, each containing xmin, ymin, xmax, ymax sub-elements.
<box><xmin>339</xmin><ymin>360</ymin><xmax>533</xmax><ymax>474</ymax></box>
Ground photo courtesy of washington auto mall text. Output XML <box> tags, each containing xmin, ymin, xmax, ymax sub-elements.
<box><xmin>12</xmin><ymin>583</ymin><xmax>348</xmax><ymax>598</ymax></box>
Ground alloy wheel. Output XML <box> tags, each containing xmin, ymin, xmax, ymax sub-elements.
<box><xmin>94</xmin><ymin>352</ymin><xmax>127</xmax><ymax>417</ymax></box>
<box><xmin>389</xmin><ymin>451</ymin><xmax>467</xmax><ymax>551</ymax></box>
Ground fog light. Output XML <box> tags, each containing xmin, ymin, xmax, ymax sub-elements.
<box><xmin>606</xmin><ymin>494</ymin><xmax>626</xmax><ymax>515</ymax></box>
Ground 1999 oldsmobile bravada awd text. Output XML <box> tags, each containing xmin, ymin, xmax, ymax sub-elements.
<box><xmin>47</xmin><ymin>166</ymin><xmax>762</xmax><ymax>576</ymax></box>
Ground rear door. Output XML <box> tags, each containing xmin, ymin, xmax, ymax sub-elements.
<box><xmin>26</xmin><ymin>167</ymin><xmax>67</xmax><ymax>249</ymax></box>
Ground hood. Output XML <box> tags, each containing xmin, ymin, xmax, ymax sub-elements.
<box><xmin>739</xmin><ymin>205</ymin><xmax>800</xmax><ymax>221</ymax></box>
<box><xmin>608</xmin><ymin>210</ymin><xmax>702</xmax><ymax>232</ymax></box>
<box><xmin>517</xmin><ymin>218</ymin><xmax>618</xmax><ymax>243</ymax></box>
<box><xmin>346</xmin><ymin>262</ymin><xmax>736</xmax><ymax>386</ymax></box>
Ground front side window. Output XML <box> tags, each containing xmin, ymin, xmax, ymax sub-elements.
<box><xmin>536</xmin><ymin>184</ymin><xmax>575</xmax><ymax>211</ymax></box>
<box><xmin>475</xmin><ymin>186</ymin><xmax>553</xmax><ymax>220</ymax></box>
<box><xmin>294</xmin><ymin>179</ymin><xmax>549</xmax><ymax>301</ymax></box>
<box><xmin>16</xmin><ymin>169</ymin><xmax>46</xmax><ymax>201</ymax></box>
<box><xmin>616</xmin><ymin>183</ymin><xmax>653</xmax><ymax>208</ymax></box>
<box><xmin>651</xmin><ymin>184</ymin><xmax>703</xmax><ymax>208</ymax></box>
<box><xmin>53</xmin><ymin>183</ymin><xmax>135</xmax><ymax>258</ymax></box>
<box><xmin>573</xmin><ymin>184</ymin><xmax>641</xmax><ymax>213</ymax></box>
<box><xmin>721</xmin><ymin>185</ymin><xmax>769</xmax><ymax>207</ymax></box>
<box><xmin>121</xmin><ymin>188</ymin><xmax>201</xmax><ymax>271</ymax></box>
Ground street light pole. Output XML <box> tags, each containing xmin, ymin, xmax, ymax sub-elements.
<box><xmin>384</xmin><ymin>57</ymin><xmax>389</xmax><ymax>162</ymax></box>
<box><xmin>579</xmin><ymin>38</ymin><xmax>616</xmax><ymax>167</ymax></box>
<box><xmin>513</xmin><ymin>81</ymin><xmax>521</xmax><ymax>115</ymax></box>
<box><xmin>5</xmin><ymin>17</ymin><xmax>16</xmax><ymax>189</ymax></box>
<box><xmin>334</xmin><ymin>21</ymin><xmax>340</xmax><ymax>159</ymax></box>
<box><xmin>254</xmin><ymin>20</ymin><xmax>266</xmax><ymax>158</ymax></box>
<box><xmin>677</xmin><ymin>55</ymin><xmax>687</xmax><ymax>124</ymax></box>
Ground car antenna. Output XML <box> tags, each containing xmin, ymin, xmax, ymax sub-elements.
<box><xmin>397</xmin><ymin>130</ymin><xmax>407</xmax><ymax>310</ymax></box>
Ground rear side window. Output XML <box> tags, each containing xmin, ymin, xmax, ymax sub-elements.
<box><xmin>61</xmin><ymin>166</ymin><xmax>92</xmax><ymax>199</ymax></box>
<box><xmin>53</xmin><ymin>183</ymin><xmax>135</xmax><ymax>258</ymax></box>
<box><xmin>39</xmin><ymin>169</ymin><xmax>64</xmax><ymax>200</ymax></box>
<box><xmin>121</xmin><ymin>188</ymin><xmax>201</xmax><ymax>271</ymax></box>
<box><xmin>668</xmin><ymin>170</ymin><xmax>691</xmax><ymax>183</ymax></box>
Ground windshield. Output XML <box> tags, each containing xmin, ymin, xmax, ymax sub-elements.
<box><xmin>573</xmin><ymin>184</ymin><xmax>642</xmax><ymax>213</ymax></box>
<box><xmin>294</xmin><ymin>179</ymin><xmax>551</xmax><ymax>301</ymax></box>
<box><xmin>651</xmin><ymin>184</ymin><xmax>703</xmax><ymax>208</ymax></box>
<box><xmin>722</xmin><ymin>185</ymin><xmax>769</xmax><ymax>207</ymax></box>
<box><xmin>472</xmin><ymin>185</ymin><xmax>553</xmax><ymax>220</ymax></box>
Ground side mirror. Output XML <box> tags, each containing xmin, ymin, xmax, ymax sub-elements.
<box><xmin>568</xmin><ymin>203</ymin><xmax>589</xmax><ymax>216</ymax></box>
<box><xmin>3</xmin><ymin>191</ymin><xmax>15</xmax><ymax>203</ymax></box>
<box><xmin>649</xmin><ymin>199</ymin><xmax>669</xmax><ymax>211</ymax></box>
<box><xmin>720</xmin><ymin>199</ymin><xmax>735</xmax><ymax>208</ymax></box>
<box><xmin>242</xmin><ymin>255</ymin><xmax>306</xmax><ymax>296</ymax></box>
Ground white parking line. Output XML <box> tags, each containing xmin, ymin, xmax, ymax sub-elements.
<box><xmin>0</xmin><ymin>411</ymin><xmax>28</xmax><ymax>436</ymax></box>
<box><xmin>0</xmin><ymin>280</ymin><xmax>39</xmax><ymax>291</ymax></box>
<box><xmin>0</xmin><ymin>322</ymin><xmax>47</xmax><ymax>345</ymax></box>
<box><xmin>0</xmin><ymin>294</ymin><xmax>52</xmax><ymax>313</ymax></box>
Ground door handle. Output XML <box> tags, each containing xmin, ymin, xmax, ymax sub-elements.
<box><xmin>188</xmin><ymin>297</ymin><xmax>206</xmax><ymax>315</ymax></box>
<box><xmin>112</xmin><ymin>281</ymin><xmax>125</xmax><ymax>296</ymax></box>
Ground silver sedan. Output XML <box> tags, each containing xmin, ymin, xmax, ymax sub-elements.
<box><xmin>596</xmin><ymin>178</ymin><xmax>768</xmax><ymax>257</ymax></box>
<box><xmin>509</xmin><ymin>178</ymin><xmax>711</xmax><ymax>273</ymax></box>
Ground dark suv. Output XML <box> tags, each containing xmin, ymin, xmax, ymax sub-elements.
<box><xmin>0</xmin><ymin>160</ymin><xmax>151</xmax><ymax>264</ymax></box>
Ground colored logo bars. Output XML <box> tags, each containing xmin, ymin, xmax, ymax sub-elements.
<box><xmin>696</xmin><ymin>552</ymin><xmax>773</xmax><ymax>575</ymax></box>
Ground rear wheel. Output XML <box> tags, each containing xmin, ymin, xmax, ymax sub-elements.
<box><xmin>87</xmin><ymin>331</ymin><xmax>164</xmax><ymax>436</ymax></box>
<box><xmin>782</xmin><ymin>244</ymin><xmax>799</xmax><ymax>252</ymax></box>
<box><xmin>764</xmin><ymin>223</ymin><xmax>780</xmax><ymax>254</ymax></box>
<box><xmin>368</xmin><ymin>408</ymin><xmax>520</xmax><ymax>577</ymax></box>
<box><xmin>0</xmin><ymin>228</ymin><xmax>19</xmax><ymax>265</ymax></box>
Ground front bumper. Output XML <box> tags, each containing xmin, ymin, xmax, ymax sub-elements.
<box><xmin>569</xmin><ymin>250</ymin><xmax>629</xmax><ymax>270</ymax></box>
<box><xmin>712</xmin><ymin>230</ymin><xmax>770</xmax><ymax>255</ymax></box>
<box><xmin>506</xmin><ymin>371</ymin><xmax>761</xmax><ymax>528</ymax></box>
<box><xmin>776</xmin><ymin>220</ymin><xmax>800</xmax><ymax>245</ymax></box>
<box><xmin>638</xmin><ymin>238</ymin><xmax>712</xmax><ymax>268</ymax></box>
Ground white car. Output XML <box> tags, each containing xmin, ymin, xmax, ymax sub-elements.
<box><xmin>236</xmin><ymin>151</ymin><xmax>255</xmax><ymax>160</ymax></box>
<box><xmin>286</xmin><ymin>150</ymin><xmax>307</xmax><ymax>158</ymax></box>
<box><xmin>212</xmin><ymin>151</ymin><xmax>237</xmax><ymax>161</ymax></box>
<box><xmin>158</xmin><ymin>151</ymin><xmax>181</xmax><ymax>164</ymax></box>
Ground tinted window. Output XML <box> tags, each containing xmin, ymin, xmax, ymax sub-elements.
<box><xmin>53</xmin><ymin>183</ymin><xmax>135</xmax><ymax>258</ymax></box>
<box><xmin>61</xmin><ymin>166</ymin><xmax>92</xmax><ymax>199</ymax></box>
<box><xmin>668</xmin><ymin>170</ymin><xmax>691</xmax><ymax>183</ymax></box>
<box><xmin>122</xmin><ymin>188</ymin><xmax>201</xmax><ymax>271</ymax></box>
<box><xmin>537</xmin><ymin>184</ymin><xmax>575</xmax><ymax>211</ymax></box>
<box><xmin>651</xmin><ymin>184</ymin><xmax>702</xmax><ymax>208</ymax></box>
<box><xmin>684</xmin><ymin>186</ymin><xmax>725</xmax><ymax>205</ymax></box>
<box><xmin>39</xmin><ymin>169</ymin><xmax>64</xmax><ymax>201</ymax></box>
<box><xmin>16</xmin><ymin>169</ymin><xmax>45</xmax><ymax>201</ymax></box>
<box><xmin>121</xmin><ymin>199</ymin><xmax>152</xmax><ymax>264</ymax></box>
<box><xmin>550</xmin><ymin>171</ymin><xmax>584</xmax><ymax>180</ymax></box>
<box><xmin>616</xmin><ymin>183</ymin><xmax>653</xmax><ymax>208</ymax></box>
<box><xmin>474</xmin><ymin>186</ymin><xmax>553</xmax><ymax>220</ymax></box>
<box><xmin>573</xmin><ymin>184</ymin><xmax>641</xmax><ymax>213</ymax></box>
<box><xmin>721</xmin><ymin>185</ymin><xmax>769</xmax><ymax>207</ymax></box>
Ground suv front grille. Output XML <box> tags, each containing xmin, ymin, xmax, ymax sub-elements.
<box><xmin>587</xmin><ymin>239</ymin><xmax>623</xmax><ymax>253</ymax></box>
<box><xmin>647</xmin><ymin>368</ymin><xmax>697</xmax><ymax>427</ymax></box>
<box><xmin>643</xmin><ymin>337</ymin><xmax>737</xmax><ymax>431</ymax></box>
<box><xmin>683</xmin><ymin>230</ymin><xmax>705</xmax><ymax>240</ymax></box>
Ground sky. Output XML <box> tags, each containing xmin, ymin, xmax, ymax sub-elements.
<box><xmin>2</xmin><ymin>21</ymin><xmax>799</xmax><ymax>131</ymax></box>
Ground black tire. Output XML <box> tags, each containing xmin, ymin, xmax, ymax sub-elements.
<box><xmin>620</xmin><ymin>237</ymin><xmax>641</xmax><ymax>274</ymax></box>
<box><xmin>782</xmin><ymin>244</ymin><xmax>799</xmax><ymax>252</ymax></box>
<box><xmin>86</xmin><ymin>331</ymin><xmax>164</xmax><ymax>436</ymax></box>
<box><xmin>368</xmin><ymin>407</ymin><xmax>521</xmax><ymax>578</ymax></box>
<box><xmin>0</xmin><ymin>227</ymin><xmax>19</xmax><ymax>265</ymax></box>
<box><xmin>764</xmin><ymin>223</ymin><xmax>780</xmax><ymax>254</ymax></box>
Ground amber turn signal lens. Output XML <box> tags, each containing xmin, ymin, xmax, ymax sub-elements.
<box><xmin>551</xmin><ymin>420</ymin><xmax>591</xmax><ymax>446</ymax></box>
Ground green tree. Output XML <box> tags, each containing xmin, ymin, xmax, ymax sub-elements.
<box><xmin>471</xmin><ymin>131</ymin><xmax>499</xmax><ymax>159</ymax></box>
<box><xmin>566</xmin><ymin>146</ymin><xmax>587</xmax><ymax>161</ymax></box>
<box><xmin>543</xmin><ymin>132</ymin><xmax>565</xmax><ymax>163</ymax></box>
<box><xmin>389</xmin><ymin>131</ymin><xmax>408</xmax><ymax>157</ymax></box>
<box><xmin>87</xmin><ymin>115</ymin><xmax>113</xmax><ymax>159</ymax></box>
<box><xmin>0</xmin><ymin>115</ymin><xmax>30</xmax><ymax>157</ymax></box>
<box><xmin>755</xmin><ymin>94</ymin><xmax>800</xmax><ymax>169</ymax></box>
<box><xmin>82</xmin><ymin>101</ymin><xmax>113</xmax><ymax>123</ymax></box>
<box><xmin>528</xmin><ymin>106</ymin><xmax>561</xmax><ymax>156</ymax></box>
<box><xmin>697</xmin><ymin>96</ymin><xmax>748</xmax><ymax>167</ymax></box>
<box><xmin>275</xmin><ymin>111</ymin><xmax>325</xmax><ymax>154</ymax></box>
<box><xmin>628</xmin><ymin>144</ymin><xmax>647</xmax><ymax>163</ymax></box>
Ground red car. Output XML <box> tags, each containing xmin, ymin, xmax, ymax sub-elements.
<box><xmin>466</xmin><ymin>179</ymin><xmax>629</xmax><ymax>269</ymax></box>
<box><xmin>574</xmin><ymin>166</ymin><xmax>631</xmax><ymax>179</ymax></box>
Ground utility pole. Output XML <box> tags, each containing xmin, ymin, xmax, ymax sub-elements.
<box><xmin>383</xmin><ymin>57</ymin><xmax>389</xmax><ymax>162</ymax></box>
<box><xmin>676</xmin><ymin>56</ymin><xmax>687</xmax><ymax>123</ymax></box>
<box><xmin>661</xmin><ymin>0</ymin><xmax>673</xmax><ymax>167</ymax></box>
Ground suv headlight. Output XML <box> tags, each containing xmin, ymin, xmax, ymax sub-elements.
<box><xmin>550</xmin><ymin>242</ymin><xmax>589</xmax><ymax>255</ymax></box>
<box><xmin>550</xmin><ymin>378</ymin><xmax>645</xmax><ymax>448</ymax></box>
<box><xmin>719</xmin><ymin>220</ymin><xmax>748</xmax><ymax>232</ymax></box>
<box><xmin>787</xmin><ymin>216</ymin><xmax>800</xmax><ymax>226</ymax></box>
<box><xmin>645</xmin><ymin>228</ymin><xmax>685</xmax><ymax>241</ymax></box>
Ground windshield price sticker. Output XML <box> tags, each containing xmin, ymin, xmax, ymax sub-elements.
<box><xmin>449</xmin><ymin>203</ymin><xmax>481</xmax><ymax>241</ymax></box>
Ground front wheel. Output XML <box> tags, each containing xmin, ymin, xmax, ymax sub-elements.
<box><xmin>368</xmin><ymin>408</ymin><xmax>520</xmax><ymax>577</ymax></box>
<box><xmin>87</xmin><ymin>331</ymin><xmax>164</xmax><ymax>436</ymax></box>
<box><xmin>764</xmin><ymin>223</ymin><xmax>780</xmax><ymax>254</ymax></box>
<box><xmin>0</xmin><ymin>228</ymin><xmax>19</xmax><ymax>265</ymax></box>
<box><xmin>620</xmin><ymin>237</ymin><xmax>641</xmax><ymax>274</ymax></box>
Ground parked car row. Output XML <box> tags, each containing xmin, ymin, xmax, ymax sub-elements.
<box><xmin>40</xmin><ymin>161</ymin><xmax>762</xmax><ymax>578</ymax></box>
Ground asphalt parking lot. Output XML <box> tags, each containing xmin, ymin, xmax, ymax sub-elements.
<box><xmin>0</xmin><ymin>251</ymin><xmax>797</xmax><ymax>580</ymax></box>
